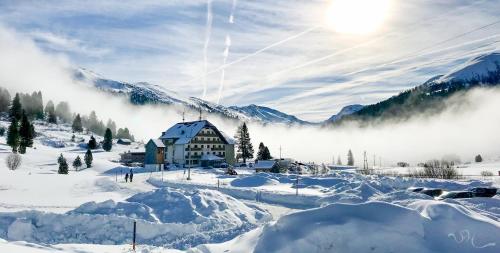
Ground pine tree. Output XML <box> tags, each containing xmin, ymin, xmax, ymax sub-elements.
<box><xmin>57</xmin><ymin>154</ymin><xmax>69</xmax><ymax>174</ymax></box>
<box><xmin>0</xmin><ymin>87</ymin><xmax>11</xmax><ymax>113</ymax></box>
<box><xmin>337</xmin><ymin>156</ymin><xmax>342</xmax><ymax>165</ymax></box>
<box><xmin>347</xmin><ymin>150</ymin><xmax>354</xmax><ymax>166</ymax></box>
<box><xmin>262</xmin><ymin>146</ymin><xmax>272</xmax><ymax>160</ymax></box>
<box><xmin>72</xmin><ymin>114</ymin><xmax>83</xmax><ymax>132</ymax></box>
<box><xmin>475</xmin><ymin>154</ymin><xmax>483</xmax><ymax>163</ymax></box>
<box><xmin>9</xmin><ymin>93</ymin><xmax>23</xmax><ymax>121</ymax></box>
<box><xmin>7</xmin><ymin>117</ymin><xmax>19</xmax><ymax>153</ymax></box>
<box><xmin>45</xmin><ymin>100</ymin><xmax>57</xmax><ymax>124</ymax></box>
<box><xmin>234</xmin><ymin>123</ymin><xmax>254</xmax><ymax>163</ymax></box>
<box><xmin>84</xmin><ymin>149</ymin><xmax>93</xmax><ymax>168</ymax></box>
<box><xmin>106</xmin><ymin>119</ymin><xmax>117</xmax><ymax>137</ymax></box>
<box><xmin>103</xmin><ymin>128</ymin><xmax>113</xmax><ymax>152</ymax></box>
<box><xmin>257</xmin><ymin>142</ymin><xmax>265</xmax><ymax>160</ymax></box>
<box><xmin>18</xmin><ymin>112</ymin><xmax>34</xmax><ymax>154</ymax></box>
<box><xmin>72</xmin><ymin>155</ymin><xmax>82</xmax><ymax>171</ymax></box>
<box><xmin>87</xmin><ymin>135</ymin><xmax>97</xmax><ymax>149</ymax></box>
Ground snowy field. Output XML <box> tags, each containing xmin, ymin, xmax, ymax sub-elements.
<box><xmin>0</xmin><ymin>120</ymin><xmax>499</xmax><ymax>252</ymax></box>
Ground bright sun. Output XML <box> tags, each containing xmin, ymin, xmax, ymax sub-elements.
<box><xmin>325</xmin><ymin>0</ymin><xmax>392</xmax><ymax>35</ymax></box>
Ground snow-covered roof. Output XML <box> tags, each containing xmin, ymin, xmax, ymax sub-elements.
<box><xmin>148</xmin><ymin>139</ymin><xmax>165</xmax><ymax>148</ymax></box>
<box><xmin>160</xmin><ymin>120</ymin><xmax>231</xmax><ymax>145</ymax></box>
<box><xmin>201</xmin><ymin>154</ymin><xmax>225</xmax><ymax>161</ymax></box>
<box><xmin>254</xmin><ymin>160</ymin><xmax>277</xmax><ymax>169</ymax></box>
<box><xmin>220</xmin><ymin>131</ymin><xmax>236</xmax><ymax>145</ymax></box>
<box><xmin>118</xmin><ymin>138</ymin><xmax>132</xmax><ymax>143</ymax></box>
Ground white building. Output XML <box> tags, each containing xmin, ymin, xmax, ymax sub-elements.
<box><xmin>145</xmin><ymin>120</ymin><xmax>235</xmax><ymax>169</ymax></box>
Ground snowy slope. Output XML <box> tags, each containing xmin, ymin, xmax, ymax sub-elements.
<box><xmin>72</xmin><ymin>68</ymin><xmax>310</xmax><ymax>125</ymax></box>
<box><xmin>439</xmin><ymin>52</ymin><xmax>500</xmax><ymax>83</ymax></box>
<box><xmin>325</xmin><ymin>104</ymin><xmax>364</xmax><ymax>122</ymax></box>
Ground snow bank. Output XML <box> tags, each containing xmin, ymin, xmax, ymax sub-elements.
<box><xmin>0</xmin><ymin>188</ymin><xmax>271</xmax><ymax>249</ymax></box>
<box><xmin>196</xmin><ymin>201</ymin><xmax>499</xmax><ymax>253</ymax></box>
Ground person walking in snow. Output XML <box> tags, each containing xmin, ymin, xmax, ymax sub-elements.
<box><xmin>129</xmin><ymin>169</ymin><xmax>134</xmax><ymax>182</ymax></box>
<box><xmin>125</xmin><ymin>173</ymin><xmax>129</xmax><ymax>183</ymax></box>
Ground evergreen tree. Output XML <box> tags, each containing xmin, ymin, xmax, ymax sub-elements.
<box><xmin>103</xmin><ymin>128</ymin><xmax>113</xmax><ymax>152</ymax></box>
<box><xmin>72</xmin><ymin>155</ymin><xmax>82</xmax><ymax>171</ymax></box>
<box><xmin>9</xmin><ymin>93</ymin><xmax>23</xmax><ymax>121</ymax></box>
<box><xmin>337</xmin><ymin>156</ymin><xmax>342</xmax><ymax>165</ymax></box>
<box><xmin>72</xmin><ymin>114</ymin><xmax>83</xmax><ymax>132</ymax></box>
<box><xmin>234</xmin><ymin>123</ymin><xmax>254</xmax><ymax>163</ymax></box>
<box><xmin>57</xmin><ymin>154</ymin><xmax>69</xmax><ymax>174</ymax></box>
<box><xmin>475</xmin><ymin>154</ymin><xmax>483</xmax><ymax>163</ymax></box>
<box><xmin>88</xmin><ymin>135</ymin><xmax>98</xmax><ymax>149</ymax></box>
<box><xmin>262</xmin><ymin>146</ymin><xmax>272</xmax><ymax>160</ymax></box>
<box><xmin>84</xmin><ymin>149</ymin><xmax>93</xmax><ymax>168</ymax></box>
<box><xmin>116</xmin><ymin>127</ymin><xmax>134</xmax><ymax>141</ymax></box>
<box><xmin>6</xmin><ymin>117</ymin><xmax>19</xmax><ymax>153</ymax></box>
<box><xmin>19</xmin><ymin>112</ymin><xmax>34</xmax><ymax>154</ymax></box>
<box><xmin>347</xmin><ymin>150</ymin><xmax>354</xmax><ymax>166</ymax></box>
<box><xmin>45</xmin><ymin>100</ymin><xmax>57</xmax><ymax>124</ymax></box>
<box><xmin>55</xmin><ymin>101</ymin><xmax>72</xmax><ymax>123</ymax></box>
<box><xmin>0</xmin><ymin>87</ymin><xmax>11</xmax><ymax>113</ymax></box>
<box><xmin>106</xmin><ymin>119</ymin><xmax>117</xmax><ymax>137</ymax></box>
<box><xmin>257</xmin><ymin>142</ymin><xmax>265</xmax><ymax>160</ymax></box>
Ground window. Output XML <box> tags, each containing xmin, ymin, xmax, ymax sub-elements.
<box><xmin>194</xmin><ymin>152</ymin><xmax>198</xmax><ymax>155</ymax></box>
<box><xmin>213</xmin><ymin>152</ymin><xmax>216</xmax><ymax>155</ymax></box>
<box><xmin>201</xmin><ymin>145</ymin><xmax>204</xmax><ymax>148</ymax></box>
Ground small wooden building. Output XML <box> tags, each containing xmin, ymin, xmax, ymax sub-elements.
<box><xmin>145</xmin><ymin>139</ymin><xmax>165</xmax><ymax>170</ymax></box>
<box><xmin>117</xmin><ymin>138</ymin><xmax>132</xmax><ymax>145</ymax></box>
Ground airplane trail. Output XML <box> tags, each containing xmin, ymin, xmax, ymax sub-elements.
<box><xmin>202</xmin><ymin>0</ymin><xmax>213</xmax><ymax>99</ymax></box>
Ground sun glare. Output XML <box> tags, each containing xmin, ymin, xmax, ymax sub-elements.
<box><xmin>325</xmin><ymin>0</ymin><xmax>392</xmax><ymax>35</ymax></box>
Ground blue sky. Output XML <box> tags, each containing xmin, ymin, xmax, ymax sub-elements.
<box><xmin>0</xmin><ymin>0</ymin><xmax>499</xmax><ymax>121</ymax></box>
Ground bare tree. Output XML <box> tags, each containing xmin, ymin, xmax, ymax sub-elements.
<box><xmin>6</xmin><ymin>153</ymin><xmax>22</xmax><ymax>170</ymax></box>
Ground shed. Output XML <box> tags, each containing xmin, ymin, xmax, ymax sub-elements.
<box><xmin>254</xmin><ymin>160</ymin><xmax>279</xmax><ymax>173</ymax></box>
<box><xmin>117</xmin><ymin>138</ymin><xmax>132</xmax><ymax>145</ymax></box>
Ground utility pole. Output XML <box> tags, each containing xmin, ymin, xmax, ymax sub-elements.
<box><xmin>182</xmin><ymin>111</ymin><xmax>185</xmax><ymax>122</ymax></box>
<box><xmin>279</xmin><ymin>145</ymin><xmax>282</xmax><ymax>160</ymax></box>
<box><xmin>199</xmin><ymin>109</ymin><xmax>202</xmax><ymax>121</ymax></box>
<box><xmin>296</xmin><ymin>175</ymin><xmax>299</xmax><ymax>196</ymax></box>
<box><xmin>363</xmin><ymin>151</ymin><xmax>369</xmax><ymax>172</ymax></box>
<box><xmin>132</xmin><ymin>220</ymin><xmax>137</xmax><ymax>251</ymax></box>
<box><xmin>373</xmin><ymin>154</ymin><xmax>376</xmax><ymax>169</ymax></box>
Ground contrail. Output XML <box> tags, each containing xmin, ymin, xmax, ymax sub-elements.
<box><xmin>188</xmin><ymin>25</ymin><xmax>321</xmax><ymax>85</ymax></box>
<box><xmin>216</xmin><ymin>0</ymin><xmax>238</xmax><ymax>104</ymax></box>
<box><xmin>229</xmin><ymin>0</ymin><xmax>238</xmax><ymax>24</ymax></box>
<box><xmin>217</xmin><ymin>35</ymin><xmax>231</xmax><ymax>104</ymax></box>
<box><xmin>202</xmin><ymin>0</ymin><xmax>213</xmax><ymax>99</ymax></box>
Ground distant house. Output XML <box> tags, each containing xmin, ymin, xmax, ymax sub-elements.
<box><xmin>117</xmin><ymin>138</ymin><xmax>132</xmax><ymax>145</ymax></box>
<box><xmin>145</xmin><ymin>120</ymin><xmax>235</xmax><ymax>168</ymax></box>
<box><xmin>120</xmin><ymin>151</ymin><xmax>146</xmax><ymax>166</ymax></box>
<box><xmin>144</xmin><ymin>139</ymin><xmax>165</xmax><ymax>170</ymax></box>
<box><xmin>254</xmin><ymin>160</ymin><xmax>279</xmax><ymax>173</ymax></box>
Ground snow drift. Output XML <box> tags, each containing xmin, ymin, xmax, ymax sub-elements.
<box><xmin>194</xmin><ymin>201</ymin><xmax>500</xmax><ymax>253</ymax></box>
<box><xmin>0</xmin><ymin>188</ymin><xmax>270</xmax><ymax>249</ymax></box>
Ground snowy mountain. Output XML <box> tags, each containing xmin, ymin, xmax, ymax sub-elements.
<box><xmin>334</xmin><ymin>51</ymin><xmax>500</xmax><ymax>124</ymax></box>
<box><xmin>325</xmin><ymin>104</ymin><xmax>364</xmax><ymax>122</ymax></box>
<box><xmin>438</xmin><ymin>52</ymin><xmax>500</xmax><ymax>83</ymax></box>
<box><xmin>72</xmin><ymin>68</ymin><xmax>310</xmax><ymax>125</ymax></box>
<box><xmin>229</xmin><ymin>104</ymin><xmax>311</xmax><ymax>125</ymax></box>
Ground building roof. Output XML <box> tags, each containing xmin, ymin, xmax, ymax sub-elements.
<box><xmin>160</xmin><ymin>120</ymin><xmax>232</xmax><ymax>145</ymax></box>
<box><xmin>254</xmin><ymin>160</ymin><xmax>277</xmax><ymax>169</ymax></box>
<box><xmin>147</xmin><ymin>139</ymin><xmax>165</xmax><ymax>148</ymax></box>
<box><xmin>118</xmin><ymin>138</ymin><xmax>132</xmax><ymax>143</ymax></box>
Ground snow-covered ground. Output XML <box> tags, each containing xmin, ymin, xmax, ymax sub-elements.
<box><xmin>0</xmin><ymin>120</ymin><xmax>499</xmax><ymax>252</ymax></box>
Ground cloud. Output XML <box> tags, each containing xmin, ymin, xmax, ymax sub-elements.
<box><xmin>0</xmin><ymin>0</ymin><xmax>499</xmax><ymax>122</ymax></box>
<box><xmin>29</xmin><ymin>30</ymin><xmax>111</xmax><ymax>57</ymax></box>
